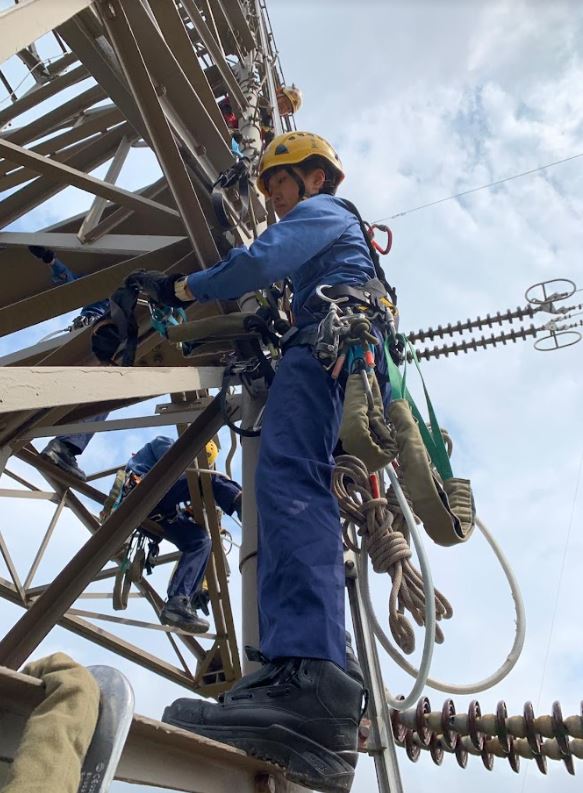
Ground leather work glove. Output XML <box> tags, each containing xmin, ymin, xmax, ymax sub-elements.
<box><xmin>124</xmin><ymin>269</ymin><xmax>191</xmax><ymax>308</ymax></box>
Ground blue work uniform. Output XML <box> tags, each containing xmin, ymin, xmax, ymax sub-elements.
<box><xmin>59</xmin><ymin>413</ymin><xmax>110</xmax><ymax>454</ymax></box>
<box><xmin>127</xmin><ymin>436</ymin><xmax>242</xmax><ymax>599</ymax></box>
<box><xmin>50</xmin><ymin>258</ymin><xmax>110</xmax><ymax>320</ymax></box>
<box><xmin>50</xmin><ymin>259</ymin><xmax>110</xmax><ymax>453</ymax></box>
<box><xmin>185</xmin><ymin>195</ymin><xmax>390</xmax><ymax>668</ymax></box>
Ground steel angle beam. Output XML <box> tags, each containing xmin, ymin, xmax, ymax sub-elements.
<box><xmin>180</xmin><ymin>0</ymin><xmax>248</xmax><ymax>114</ymax></box>
<box><xmin>0</xmin><ymin>396</ymin><xmax>224</xmax><ymax>669</ymax></box>
<box><xmin>39</xmin><ymin>177</ymin><xmax>184</xmax><ymax>239</ymax></box>
<box><xmin>2</xmin><ymin>84</ymin><xmax>106</xmax><ymax>147</ymax></box>
<box><xmin>0</xmin><ymin>138</ymin><xmax>180</xmax><ymax>221</ymax></box>
<box><xmin>0</xmin><ymin>665</ymin><xmax>294</xmax><ymax>793</ymax></box>
<box><xmin>115</xmin><ymin>0</ymin><xmax>231</xmax><ymax>181</ymax></box>
<box><xmin>0</xmin><ymin>232</ymin><xmax>187</xmax><ymax>256</ymax></box>
<box><xmin>58</xmin><ymin>11</ymin><xmax>151</xmax><ymax>142</ymax></box>
<box><xmin>0</xmin><ymin>0</ymin><xmax>94</xmax><ymax>66</ymax></box>
<box><xmin>143</xmin><ymin>0</ymin><xmax>233</xmax><ymax>162</ymax></box>
<box><xmin>220</xmin><ymin>0</ymin><xmax>258</xmax><ymax>53</ymax></box>
<box><xmin>78</xmin><ymin>135</ymin><xmax>132</xmax><ymax>240</ymax></box>
<box><xmin>18</xmin><ymin>405</ymin><xmax>229</xmax><ymax>439</ymax></box>
<box><xmin>0</xmin><ymin>123</ymin><xmax>132</xmax><ymax>230</ymax></box>
<box><xmin>98</xmin><ymin>0</ymin><xmax>219</xmax><ymax>263</ymax></box>
<box><xmin>0</xmin><ymin>133</ymin><xmax>121</xmax><ymax>192</ymax></box>
<box><xmin>0</xmin><ymin>330</ymin><xmax>85</xmax><ymax>368</ymax></box>
<box><xmin>0</xmin><ymin>64</ymin><xmax>88</xmax><ymax>131</ymax></box>
<box><xmin>0</xmin><ymin>366</ymin><xmax>224</xmax><ymax>414</ymax></box>
<box><xmin>147</xmin><ymin>0</ymin><xmax>231</xmax><ymax>145</ymax></box>
<box><xmin>211</xmin><ymin>0</ymin><xmax>248</xmax><ymax>62</ymax></box>
<box><xmin>0</xmin><ymin>107</ymin><xmax>124</xmax><ymax>179</ymax></box>
<box><xmin>0</xmin><ymin>238</ymin><xmax>192</xmax><ymax>335</ymax></box>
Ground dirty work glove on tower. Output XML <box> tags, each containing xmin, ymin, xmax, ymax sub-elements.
<box><xmin>125</xmin><ymin>269</ymin><xmax>190</xmax><ymax>308</ymax></box>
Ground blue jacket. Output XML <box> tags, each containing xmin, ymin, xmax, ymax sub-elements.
<box><xmin>186</xmin><ymin>195</ymin><xmax>376</xmax><ymax>321</ymax></box>
<box><xmin>127</xmin><ymin>435</ymin><xmax>242</xmax><ymax>516</ymax></box>
<box><xmin>51</xmin><ymin>257</ymin><xmax>110</xmax><ymax>318</ymax></box>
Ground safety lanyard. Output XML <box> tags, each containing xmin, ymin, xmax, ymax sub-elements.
<box><xmin>383</xmin><ymin>337</ymin><xmax>453</xmax><ymax>481</ymax></box>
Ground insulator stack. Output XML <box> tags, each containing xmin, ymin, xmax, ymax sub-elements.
<box><xmin>390</xmin><ymin>697</ymin><xmax>583</xmax><ymax>775</ymax></box>
<box><xmin>413</xmin><ymin>324</ymin><xmax>540</xmax><ymax>361</ymax></box>
<box><xmin>407</xmin><ymin>305</ymin><xmax>539</xmax><ymax>343</ymax></box>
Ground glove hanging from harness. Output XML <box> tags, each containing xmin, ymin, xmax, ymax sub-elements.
<box><xmin>91</xmin><ymin>283</ymin><xmax>140</xmax><ymax>365</ymax></box>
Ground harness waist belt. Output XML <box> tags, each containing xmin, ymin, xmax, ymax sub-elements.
<box><xmin>303</xmin><ymin>280</ymin><xmax>390</xmax><ymax>313</ymax></box>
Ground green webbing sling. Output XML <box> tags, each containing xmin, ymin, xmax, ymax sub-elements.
<box><xmin>383</xmin><ymin>337</ymin><xmax>454</xmax><ymax>481</ymax></box>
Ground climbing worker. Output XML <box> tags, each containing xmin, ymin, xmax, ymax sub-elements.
<box><xmin>276</xmin><ymin>83</ymin><xmax>302</xmax><ymax>117</ymax></box>
<box><xmin>110</xmin><ymin>435</ymin><xmax>241</xmax><ymax>633</ymax></box>
<box><xmin>28</xmin><ymin>245</ymin><xmax>110</xmax><ymax>326</ymax></box>
<box><xmin>121</xmin><ymin>132</ymin><xmax>393</xmax><ymax>793</ymax></box>
<box><xmin>28</xmin><ymin>246</ymin><xmax>113</xmax><ymax>479</ymax></box>
<box><xmin>218</xmin><ymin>96</ymin><xmax>244</xmax><ymax>158</ymax></box>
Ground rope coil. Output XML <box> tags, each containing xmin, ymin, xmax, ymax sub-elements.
<box><xmin>333</xmin><ymin>454</ymin><xmax>452</xmax><ymax>654</ymax></box>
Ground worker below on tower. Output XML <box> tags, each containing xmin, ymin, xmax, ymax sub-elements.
<box><xmin>28</xmin><ymin>245</ymin><xmax>110</xmax><ymax>327</ymax></box>
<box><xmin>124</xmin><ymin>132</ymin><xmax>393</xmax><ymax>793</ymax></box>
<box><xmin>28</xmin><ymin>245</ymin><xmax>112</xmax><ymax>480</ymax></box>
<box><xmin>276</xmin><ymin>83</ymin><xmax>302</xmax><ymax>117</ymax></box>
<box><xmin>102</xmin><ymin>435</ymin><xmax>242</xmax><ymax>634</ymax></box>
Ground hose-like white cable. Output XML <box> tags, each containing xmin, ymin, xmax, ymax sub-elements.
<box><xmin>361</xmin><ymin>462</ymin><xmax>436</xmax><ymax>711</ymax></box>
<box><xmin>365</xmin><ymin>507</ymin><xmax>525</xmax><ymax>695</ymax></box>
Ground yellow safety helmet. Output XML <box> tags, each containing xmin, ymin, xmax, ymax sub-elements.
<box><xmin>276</xmin><ymin>84</ymin><xmax>303</xmax><ymax>116</ymax></box>
<box><xmin>205</xmin><ymin>440</ymin><xmax>218</xmax><ymax>467</ymax></box>
<box><xmin>257</xmin><ymin>131</ymin><xmax>345</xmax><ymax>197</ymax></box>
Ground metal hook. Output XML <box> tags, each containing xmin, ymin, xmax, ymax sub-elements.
<box><xmin>315</xmin><ymin>284</ymin><xmax>350</xmax><ymax>304</ymax></box>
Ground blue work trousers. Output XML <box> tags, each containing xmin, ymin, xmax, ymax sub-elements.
<box><xmin>256</xmin><ymin>326</ymin><xmax>389</xmax><ymax>668</ymax></box>
<box><xmin>60</xmin><ymin>412</ymin><xmax>110</xmax><ymax>453</ymax></box>
<box><xmin>158</xmin><ymin>512</ymin><xmax>212</xmax><ymax>599</ymax></box>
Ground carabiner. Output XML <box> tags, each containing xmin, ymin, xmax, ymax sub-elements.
<box><xmin>365</xmin><ymin>222</ymin><xmax>393</xmax><ymax>255</ymax></box>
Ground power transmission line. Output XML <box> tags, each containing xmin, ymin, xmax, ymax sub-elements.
<box><xmin>374</xmin><ymin>151</ymin><xmax>583</xmax><ymax>223</ymax></box>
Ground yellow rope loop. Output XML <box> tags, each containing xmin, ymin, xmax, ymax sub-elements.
<box><xmin>332</xmin><ymin>453</ymin><xmax>454</xmax><ymax>654</ymax></box>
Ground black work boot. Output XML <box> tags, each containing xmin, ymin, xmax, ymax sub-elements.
<box><xmin>160</xmin><ymin>595</ymin><xmax>209</xmax><ymax>634</ymax></box>
<box><xmin>345</xmin><ymin>632</ymin><xmax>364</xmax><ymax>686</ymax></box>
<box><xmin>163</xmin><ymin>657</ymin><xmax>364</xmax><ymax>793</ymax></box>
<box><xmin>40</xmin><ymin>439</ymin><xmax>86</xmax><ymax>480</ymax></box>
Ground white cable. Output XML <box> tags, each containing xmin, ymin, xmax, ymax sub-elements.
<box><xmin>365</xmin><ymin>509</ymin><xmax>525</xmax><ymax>695</ymax></box>
<box><xmin>361</xmin><ymin>462</ymin><xmax>436</xmax><ymax>711</ymax></box>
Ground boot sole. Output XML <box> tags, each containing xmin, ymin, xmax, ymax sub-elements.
<box><xmin>162</xmin><ymin>717</ymin><xmax>356</xmax><ymax>793</ymax></box>
<box><xmin>160</xmin><ymin>613</ymin><xmax>209</xmax><ymax>634</ymax></box>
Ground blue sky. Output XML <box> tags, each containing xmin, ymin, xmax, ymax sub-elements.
<box><xmin>1</xmin><ymin>2</ymin><xmax>583</xmax><ymax>792</ymax></box>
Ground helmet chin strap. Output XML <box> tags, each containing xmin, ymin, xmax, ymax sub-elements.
<box><xmin>284</xmin><ymin>166</ymin><xmax>306</xmax><ymax>199</ymax></box>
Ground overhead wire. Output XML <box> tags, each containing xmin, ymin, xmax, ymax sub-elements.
<box><xmin>519</xmin><ymin>444</ymin><xmax>583</xmax><ymax>793</ymax></box>
<box><xmin>373</xmin><ymin>152</ymin><xmax>583</xmax><ymax>224</ymax></box>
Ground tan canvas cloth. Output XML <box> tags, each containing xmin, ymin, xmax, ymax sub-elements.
<box><xmin>3</xmin><ymin>652</ymin><xmax>100</xmax><ymax>793</ymax></box>
<box><xmin>389</xmin><ymin>399</ymin><xmax>475</xmax><ymax>546</ymax></box>
<box><xmin>339</xmin><ymin>372</ymin><xmax>397</xmax><ymax>473</ymax></box>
